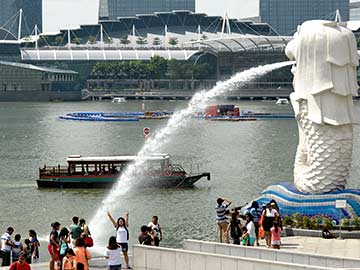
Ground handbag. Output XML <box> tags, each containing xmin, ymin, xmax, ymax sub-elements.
<box><xmin>84</xmin><ymin>236</ymin><xmax>93</xmax><ymax>247</ymax></box>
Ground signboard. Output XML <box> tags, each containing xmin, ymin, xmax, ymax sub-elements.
<box><xmin>335</xmin><ymin>200</ymin><xmax>347</xmax><ymax>209</ymax></box>
<box><xmin>143</xmin><ymin>127</ymin><xmax>150</xmax><ymax>136</ymax></box>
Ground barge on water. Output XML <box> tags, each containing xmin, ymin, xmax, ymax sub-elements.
<box><xmin>37</xmin><ymin>154</ymin><xmax>210</xmax><ymax>188</ymax></box>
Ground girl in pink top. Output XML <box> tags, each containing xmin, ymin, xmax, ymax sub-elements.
<box><xmin>270</xmin><ymin>222</ymin><xmax>281</xmax><ymax>249</ymax></box>
<box><xmin>74</xmin><ymin>238</ymin><xmax>91</xmax><ymax>270</ymax></box>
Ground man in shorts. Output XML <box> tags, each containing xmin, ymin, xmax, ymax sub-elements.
<box><xmin>215</xmin><ymin>197</ymin><xmax>232</xmax><ymax>243</ymax></box>
<box><xmin>1</xmin><ymin>227</ymin><xmax>14</xmax><ymax>266</ymax></box>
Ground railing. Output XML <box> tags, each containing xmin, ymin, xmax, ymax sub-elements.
<box><xmin>39</xmin><ymin>166</ymin><xmax>68</xmax><ymax>176</ymax></box>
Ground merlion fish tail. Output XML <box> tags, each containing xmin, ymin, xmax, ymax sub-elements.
<box><xmin>294</xmin><ymin>101</ymin><xmax>353</xmax><ymax>194</ymax></box>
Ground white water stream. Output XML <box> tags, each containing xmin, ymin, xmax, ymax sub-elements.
<box><xmin>89</xmin><ymin>61</ymin><xmax>293</xmax><ymax>251</ymax></box>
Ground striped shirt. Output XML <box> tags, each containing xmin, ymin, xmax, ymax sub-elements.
<box><xmin>215</xmin><ymin>203</ymin><xmax>229</xmax><ymax>223</ymax></box>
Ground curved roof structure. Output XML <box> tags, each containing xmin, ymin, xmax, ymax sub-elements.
<box><xmin>197</xmin><ymin>35</ymin><xmax>292</xmax><ymax>53</ymax></box>
<box><xmin>21</xmin><ymin>48</ymin><xmax>201</xmax><ymax>61</ymax></box>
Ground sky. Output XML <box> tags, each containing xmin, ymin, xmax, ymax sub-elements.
<box><xmin>196</xmin><ymin>0</ymin><xmax>259</xmax><ymax>19</ymax></box>
<box><xmin>42</xmin><ymin>0</ymin><xmax>100</xmax><ymax>33</ymax></box>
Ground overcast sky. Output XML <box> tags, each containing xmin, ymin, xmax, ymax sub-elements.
<box><xmin>196</xmin><ymin>0</ymin><xmax>259</xmax><ymax>19</ymax></box>
<box><xmin>43</xmin><ymin>0</ymin><xmax>99</xmax><ymax>33</ymax></box>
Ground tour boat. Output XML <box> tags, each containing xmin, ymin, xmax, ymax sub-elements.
<box><xmin>112</xmin><ymin>97</ymin><xmax>126</xmax><ymax>103</ymax></box>
<box><xmin>37</xmin><ymin>154</ymin><xmax>210</xmax><ymax>188</ymax></box>
<box><xmin>275</xmin><ymin>98</ymin><xmax>289</xmax><ymax>105</ymax></box>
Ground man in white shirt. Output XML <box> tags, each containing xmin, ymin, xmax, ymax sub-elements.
<box><xmin>1</xmin><ymin>227</ymin><xmax>14</xmax><ymax>266</ymax></box>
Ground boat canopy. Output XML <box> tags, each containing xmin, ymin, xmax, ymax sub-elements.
<box><xmin>66</xmin><ymin>154</ymin><xmax>171</xmax><ymax>163</ymax></box>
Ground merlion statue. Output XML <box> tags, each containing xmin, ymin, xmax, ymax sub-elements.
<box><xmin>285</xmin><ymin>20</ymin><xmax>359</xmax><ymax>194</ymax></box>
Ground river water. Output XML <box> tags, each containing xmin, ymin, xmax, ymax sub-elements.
<box><xmin>1</xmin><ymin>100</ymin><xmax>360</xmax><ymax>260</ymax></box>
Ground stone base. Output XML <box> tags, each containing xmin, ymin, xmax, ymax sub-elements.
<box><xmin>255</xmin><ymin>182</ymin><xmax>360</xmax><ymax>221</ymax></box>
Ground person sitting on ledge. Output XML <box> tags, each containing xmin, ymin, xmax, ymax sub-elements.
<box><xmin>322</xmin><ymin>227</ymin><xmax>334</xmax><ymax>239</ymax></box>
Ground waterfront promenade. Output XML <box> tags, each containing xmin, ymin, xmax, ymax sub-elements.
<box><xmin>1</xmin><ymin>236</ymin><xmax>359</xmax><ymax>270</ymax></box>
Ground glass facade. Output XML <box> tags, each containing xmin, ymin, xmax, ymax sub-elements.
<box><xmin>0</xmin><ymin>0</ymin><xmax>42</xmax><ymax>37</ymax></box>
<box><xmin>260</xmin><ymin>0</ymin><xmax>349</xmax><ymax>35</ymax></box>
<box><xmin>350</xmin><ymin>7</ymin><xmax>360</xmax><ymax>20</ymax></box>
<box><xmin>101</xmin><ymin>0</ymin><xmax>195</xmax><ymax>19</ymax></box>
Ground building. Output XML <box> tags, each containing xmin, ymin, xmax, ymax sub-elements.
<box><xmin>0</xmin><ymin>0</ymin><xmax>42</xmax><ymax>37</ymax></box>
<box><xmin>0</xmin><ymin>61</ymin><xmax>81</xmax><ymax>101</ymax></box>
<box><xmin>260</xmin><ymin>0</ymin><xmax>350</xmax><ymax>35</ymax></box>
<box><xmin>99</xmin><ymin>0</ymin><xmax>195</xmax><ymax>19</ymax></box>
<box><xmin>350</xmin><ymin>0</ymin><xmax>360</xmax><ymax>20</ymax></box>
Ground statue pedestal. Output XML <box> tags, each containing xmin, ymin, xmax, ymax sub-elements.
<box><xmin>256</xmin><ymin>183</ymin><xmax>360</xmax><ymax>221</ymax></box>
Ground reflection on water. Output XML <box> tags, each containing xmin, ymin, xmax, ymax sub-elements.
<box><xmin>0</xmin><ymin>100</ymin><xmax>359</xmax><ymax>260</ymax></box>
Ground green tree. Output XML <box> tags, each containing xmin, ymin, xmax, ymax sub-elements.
<box><xmin>152</xmin><ymin>37</ymin><xmax>161</xmax><ymax>46</ymax></box>
<box><xmin>193</xmin><ymin>63</ymin><xmax>214</xmax><ymax>80</ymax></box>
<box><xmin>88</xmin><ymin>36</ymin><xmax>96</xmax><ymax>45</ymax></box>
<box><xmin>148</xmin><ymin>56</ymin><xmax>168</xmax><ymax>79</ymax></box>
<box><xmin>120</xmin><ymin>36</ymin><xmax>131</xmax><ymax>46</ymax></box>
<box><xmin>54</xmin><ymin>36</ymin><xmax>62</xmax><ymax>45</ymax></box>
<box><xmin>136</xmin><ymin>37</ymin><xmax>148</xmax><ymax>47</ymax></box>
<box><xmin>104</xmin><ymin>37</ymin><xmax>113</xmax><ymax>45</ymax></box>
<box><xmin>168</xmin><ymin>37</ymin><xmax>179</xmax><ymax>47</ymax></box>
<box><xmin>71</xmin><ymin>37</ymin><xmax>82</xmax><ymax>45</ymax></box>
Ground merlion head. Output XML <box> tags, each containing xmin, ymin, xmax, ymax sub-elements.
<box><xmin>285</xmin><ymin>20</ymin><xmax>359</xmax><ymax>99</ymax></box>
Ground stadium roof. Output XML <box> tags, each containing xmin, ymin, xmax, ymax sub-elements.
<box><xmin>20</xmin><ymin>48</ymin><xmax>201</xmax><ymax>61</ymax></box>
<box><xmin>0</xmin><ymin>60</ymin><xmax>78</xmax><ymax>74</ymax></box>
<box><xmin>197</xmin><ymin>35</ymin><xmax>292</xmax><ymax>53</ymax></box>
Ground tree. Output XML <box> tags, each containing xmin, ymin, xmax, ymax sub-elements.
<box><xmin>152</xmin><ymin>37</ymin><xmax>161</xmax><ymax>46</ymax></box>
<box><xmin>54</xmin><ymin>36</ymin><xmax>63</xmax><ymax>45</ymax></box>
<box><xmin>168</xmin><ymin>37</ymin><xmax>179</xmax><ymax>47</ymax></box>
<box><xmin>136</xmin><ymin>37</ymin><xmax>148</xmax><ymax>47</ymax></box>
<box><xmin>120</xmin><ymin>36</ymin><xmax>131</xmax><ymax>46</ymax></box>
<box><xmin>71</xmin><ymin>37</ymin><xmax>82</xmax><ymax>45</ymax></box>
<box><xmin>148</xmin><ymin>56</ymin><xmax>168</xmax><ymax>79</ymax></box>
<box><xmin>104</xmin><ymin>37</ymin><xmax>113</xmax><ymax>45</ymax></box>
<box><xmin>88</xmin><ymin>36</ymin><xmax>96</xmax><ymax>45</ymax></box>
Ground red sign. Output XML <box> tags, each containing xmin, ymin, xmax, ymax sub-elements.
<box><xmin>143</xmin><ymin>127</ymin><xmax>150</xmax><ymax>136</ymax></box>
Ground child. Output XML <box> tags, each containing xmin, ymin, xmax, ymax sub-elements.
<box><xmin>270</xmin><ymin>221</ymin><xmax>281</xmax><ymax>249</ymax></box>
<box><xmin>148</xmin><ymin>216</ymin><xmax>162</xmax><ymax>247</ymax></box>
<box><xmin>104</xmin><ymin>236</ymin><xmax>122</xmax><ymax>270</ymax></box>
<box><xmin>62</xmin><ymin>249</ymin><xmax>76</xmax><ymax>270</ymax></box>
<box><xmin>23</xmin><ymin>239</ymin><xmax>32</xmax><ymax>264</ymax></box>
<box><xmin>12</xmin><ymin>234</ymin><xmax>23</xmax><ymax>263</ymax></box>
<box><xmin>240</xmin><ymin>226</ymin><xmax>249</xmax><ymax>246</ymax></box>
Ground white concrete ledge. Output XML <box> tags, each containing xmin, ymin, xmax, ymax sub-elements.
<box><xmin>133</xmin><ymin>244</ymin><xmax>333</xmax><ymax>270</ymax></box>
<box><xmin>183</xmin><ymin>239</ymin><xmax>360</xmax><ymax>269</ymax></box>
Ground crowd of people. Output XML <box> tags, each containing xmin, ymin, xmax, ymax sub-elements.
<box><xmin>215</xmin><ymin>198</ymin><xmax>282</xmax><ymax>249</ymax></box>
<box><xmin>0</xmin><ymin>213</ymin><xmax>163</xmax><ymax>270</ymax></box>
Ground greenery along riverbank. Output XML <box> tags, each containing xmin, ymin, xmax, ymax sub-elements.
<box><xmin>89</xmin><ymin>55</ymin><xmax>216</xmax><ymax>80</ymax></box>
<box><xmin>282</xmin><ymin>213</ymin><xmax>360</xmax><ymax>230</ymax></box>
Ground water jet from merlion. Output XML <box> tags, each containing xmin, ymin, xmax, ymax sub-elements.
<box><xmin>88</xmin><ymin>61</ymin><xmax>293</xmax><ymax>251</ymax></box>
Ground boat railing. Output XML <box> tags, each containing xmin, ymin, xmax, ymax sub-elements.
<box><xmin>40</xmin><ymin>166</ymin><xmax>68</xmax><ymax>176</ymax></box>
<box><xmin>170</xmin><ymin>164</ymin><xmax>186</xmax><ymax>173</ymax></box>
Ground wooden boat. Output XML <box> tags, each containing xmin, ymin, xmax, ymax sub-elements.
<box><xmin>37</xmin><ymin>154</ymin><xmax>210</xmax><ymax>188</ymax></box>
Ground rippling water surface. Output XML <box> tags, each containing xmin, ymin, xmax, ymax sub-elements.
<box><xmin>1</xmin><ymin>100</ymin><xmax>360</xmax><ymax>260</ymax></box>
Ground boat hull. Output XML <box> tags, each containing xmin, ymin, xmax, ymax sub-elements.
<box><xmin>37</xmin><ymin>173</ymin><xmax>210</xmax><ymax>188</ymax></box>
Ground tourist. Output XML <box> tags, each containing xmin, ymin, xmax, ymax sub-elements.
<box><xmin>226</xmin><ymin>211</ymin><xmax>242</xmax><ymax>245</ymax></box>
<box><xmin>29</xmin><ymin>230</ymin><xmax>40</xmax><ymax>263</ymax></box>
<box><xmin>74</xmin><ymin>238</ymin><xmax>91</xmax><ymax>270</ymax></box>
<box><xmin>138</xmin><ymin>226</ymin><xmax>153</xmax><ymax>245</ymax></box>
<box><xmin>23</xmin><ymin>239</ymin><xmax>32</xmax><ymax>264</ymax></box>
<box><xmin>1</xmin><ymin>226</ymin><xmax>14</xmax><ymax>266</ymax></box>
<box><xmin>262</xmin><ymin>203</ymin><xmax>279</xmax><ymax>248</ymax></box>
<box><xmin>79</xmin><ymin>219</ymin><xmax>90</xmax><ymax>237</ymax></box>
<box><xmin>148</xmin><ymin>216</ymin><xmax>162</xmax><ymax>246</ymax></box>
<box><xmin>62</xmin><ymin>249</ymin><xmax>76</xmax><ymax>270</ymax></box>
<box><xmin>59</xmin><ymin>227</ymin><xmax>71</xmax><ymax>270</ymax></box>
<box><xmin>240</xmin><ymin>226</ymin><xmax>249</xmax><ymax>246</ymax></box>
<box><xmin>245</xmin><ymin>213</ymin><xmax>256</xmax><ymax>246</ymax></box>
<box><xmin>107</xmin><ymin>211</ymin><xmax>131</xmax><ymax>269</ymax></box>
<box><xmin>271</xmin><ymin>221</ymin><xmax>281</xmax><ymax>249</ymax></box>
<box><xmin>9</xmin><ymin>252</ymin><xmax>31</xmax><ymax>270</ymax></box>
<box><xmin>215</xmin><ymin>197</ymin><xmax>232</xmax><ymax>243</ymax></box>
<box><xmin>70</xmin><ymin>217</ymin><xmax>82</xmax><ymax>247</ymax></box>
<box><xmin>249</xmin><ymin>201</ymin><xmax>262</xmax><ymax>246</ymax></box>
<box><xmin>12</xmin><ymin>234</ymin><xmax>23</xmax><ymax>263</ymax></box>
<box><xmin>48</xmin><ymin>222</ymin><xmax>61</xmax><ymax>270</ymax></box>
<box><xmin>104</xmin><ymin>236</ymin><xmax>122</xmax><ymax>270</ymax></box>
